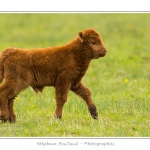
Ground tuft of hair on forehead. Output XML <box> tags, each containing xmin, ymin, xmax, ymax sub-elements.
<box><xmin>83</xmin><ymin>28</ymin><xmax>100</xmax><ymax>37</ymax></box>
<box><xmin>78</xmin><ymin>28</ymin><xmax>101</xmax><ymax>43</ymax></box>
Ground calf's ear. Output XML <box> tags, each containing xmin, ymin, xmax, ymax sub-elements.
<box><xmin>78</xmin><ymin>31</ymin><xmax>85</xmax><ymax>43</ymax></box>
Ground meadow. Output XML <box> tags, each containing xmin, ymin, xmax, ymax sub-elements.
<box><xmin>0</xmin><ymin>13</ymin><xmax>150</xmax><ymax>137</ymax></box>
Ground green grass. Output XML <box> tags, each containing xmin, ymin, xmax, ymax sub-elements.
<box><xmin>0</xmin><ymin>13</ymin><xmax>150</xmax><ymax>137</ymax></box>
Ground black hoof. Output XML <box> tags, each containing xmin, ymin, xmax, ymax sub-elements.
<box><xmin>0</xmin><ymin>116</ymin><xmax>8</xmax><ymax>123</ymax></box>
<box><xmin>92</xmin><ymin>115</ymin><xmax>98</xmax><ymax>120</ymax></box>
<box><xmin>9</xmin><ymin>117</ymin><xmax>16</xmax><ymax>123</ymax></box>
<box><xmin>54</xmin><ymin>114</ymin><xmax>62</xmax><ymax>119</ymax></box>
<box><xmin>89</xmin><ymin>105</ymin><xmax>98</xmax><ymax>120</ymax></box>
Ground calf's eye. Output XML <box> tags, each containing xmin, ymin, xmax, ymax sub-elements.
<box><xmin>91</xmin><ymin>41</ymin><xmax>97</xmax><ymax>45</ymax></box>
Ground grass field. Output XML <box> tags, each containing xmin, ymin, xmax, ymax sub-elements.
<box><xmin>0</xmin><ymin>13</ymin><xmax>150</xmax><ymax>137</ymax></box>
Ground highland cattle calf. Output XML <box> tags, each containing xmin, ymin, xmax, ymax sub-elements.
<box><xmin>0</xmin><ymin>28</ymin><xmax>107</xmax><ymax>123</ymax></box>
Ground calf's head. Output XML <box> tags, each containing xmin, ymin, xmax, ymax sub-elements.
<box><xmin>78</xmin><ymin>28</ymin><xmax>107</xmax><ymax>59</ymax></box>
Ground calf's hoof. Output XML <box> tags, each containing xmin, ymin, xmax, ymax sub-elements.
<box><xmin>89</xmin><ymin>105</ymin><xmax>98</xmax><ymax>120</ymax></box>
<box><xmin>0</xmin><ymin>109</ymin><xmax>9</xmax><ymax>123</ymax></box>
<box><xmin>54</xmin><ymin>114</ymin><xmax>62</xmax><ymax>119</ymax></box>
<box><xmin>9</xmin><ymin>116</ymin><xmax>16</xmax><ymax>123</ymax></box>
<box><xmin>91</xmin><ymin>114</ymin><xmax>98</xmax><ymax>120</ymax></box>
<box><xmin>0</xmin><ymin>116</ymin><xmax>9</xmax><ymax>123</ymax></box>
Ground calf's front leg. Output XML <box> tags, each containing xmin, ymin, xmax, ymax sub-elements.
<box><xmin>54</xmin><ymin>87</ymin><xmax>69</xmax><ymax>119</ymax></box>
<box><xmin>54</xmin><ymin>77</ymin><xmax>70</xmax><ymax>119</ymax></box>
<box><xmin>71</xmin><ymin>82</ymin><xmax>98</xmax><ymax>119</ymax></box>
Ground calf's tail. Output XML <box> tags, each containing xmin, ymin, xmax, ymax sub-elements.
<box><xmin>0</xmin><ymin>54</ymin><xmax>4</xmax><ymax>83</ymax></box>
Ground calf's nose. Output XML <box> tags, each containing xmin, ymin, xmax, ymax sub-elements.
<box><xmin>104</xmin><ymin>49</ymin><xmax>107</xmax><ymax>53</ymax></box>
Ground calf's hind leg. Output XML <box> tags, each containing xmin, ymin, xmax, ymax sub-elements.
<box><xmin>0</xmin><ymin>83</ymin><xmax>12</xmax><ymax>122</ymax></box>
<box><xmin>0</xmin><ymin>80</ymin><xmax>25</xmax><ymax>123</ymax></box>
<box><xmin>8</xmin><ymin>97</ymin><xmax>16</xmax><ymax>123</ymax></box>
<box><xmin>71</xmin><ymin>82</ymin><xmax>98</xmax><ymax>119</ymax></box>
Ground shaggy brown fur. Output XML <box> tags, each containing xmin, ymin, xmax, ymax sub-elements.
<box><xmin>0</xmin><ymin>28</ymin><xmax>107</xmax><ymax>123</ymax></box>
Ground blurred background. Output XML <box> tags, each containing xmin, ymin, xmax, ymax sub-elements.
<box><xmin>0</xmin><ymin>13</ymin><xmax>149</xmax><ymax>48</ymax></box>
